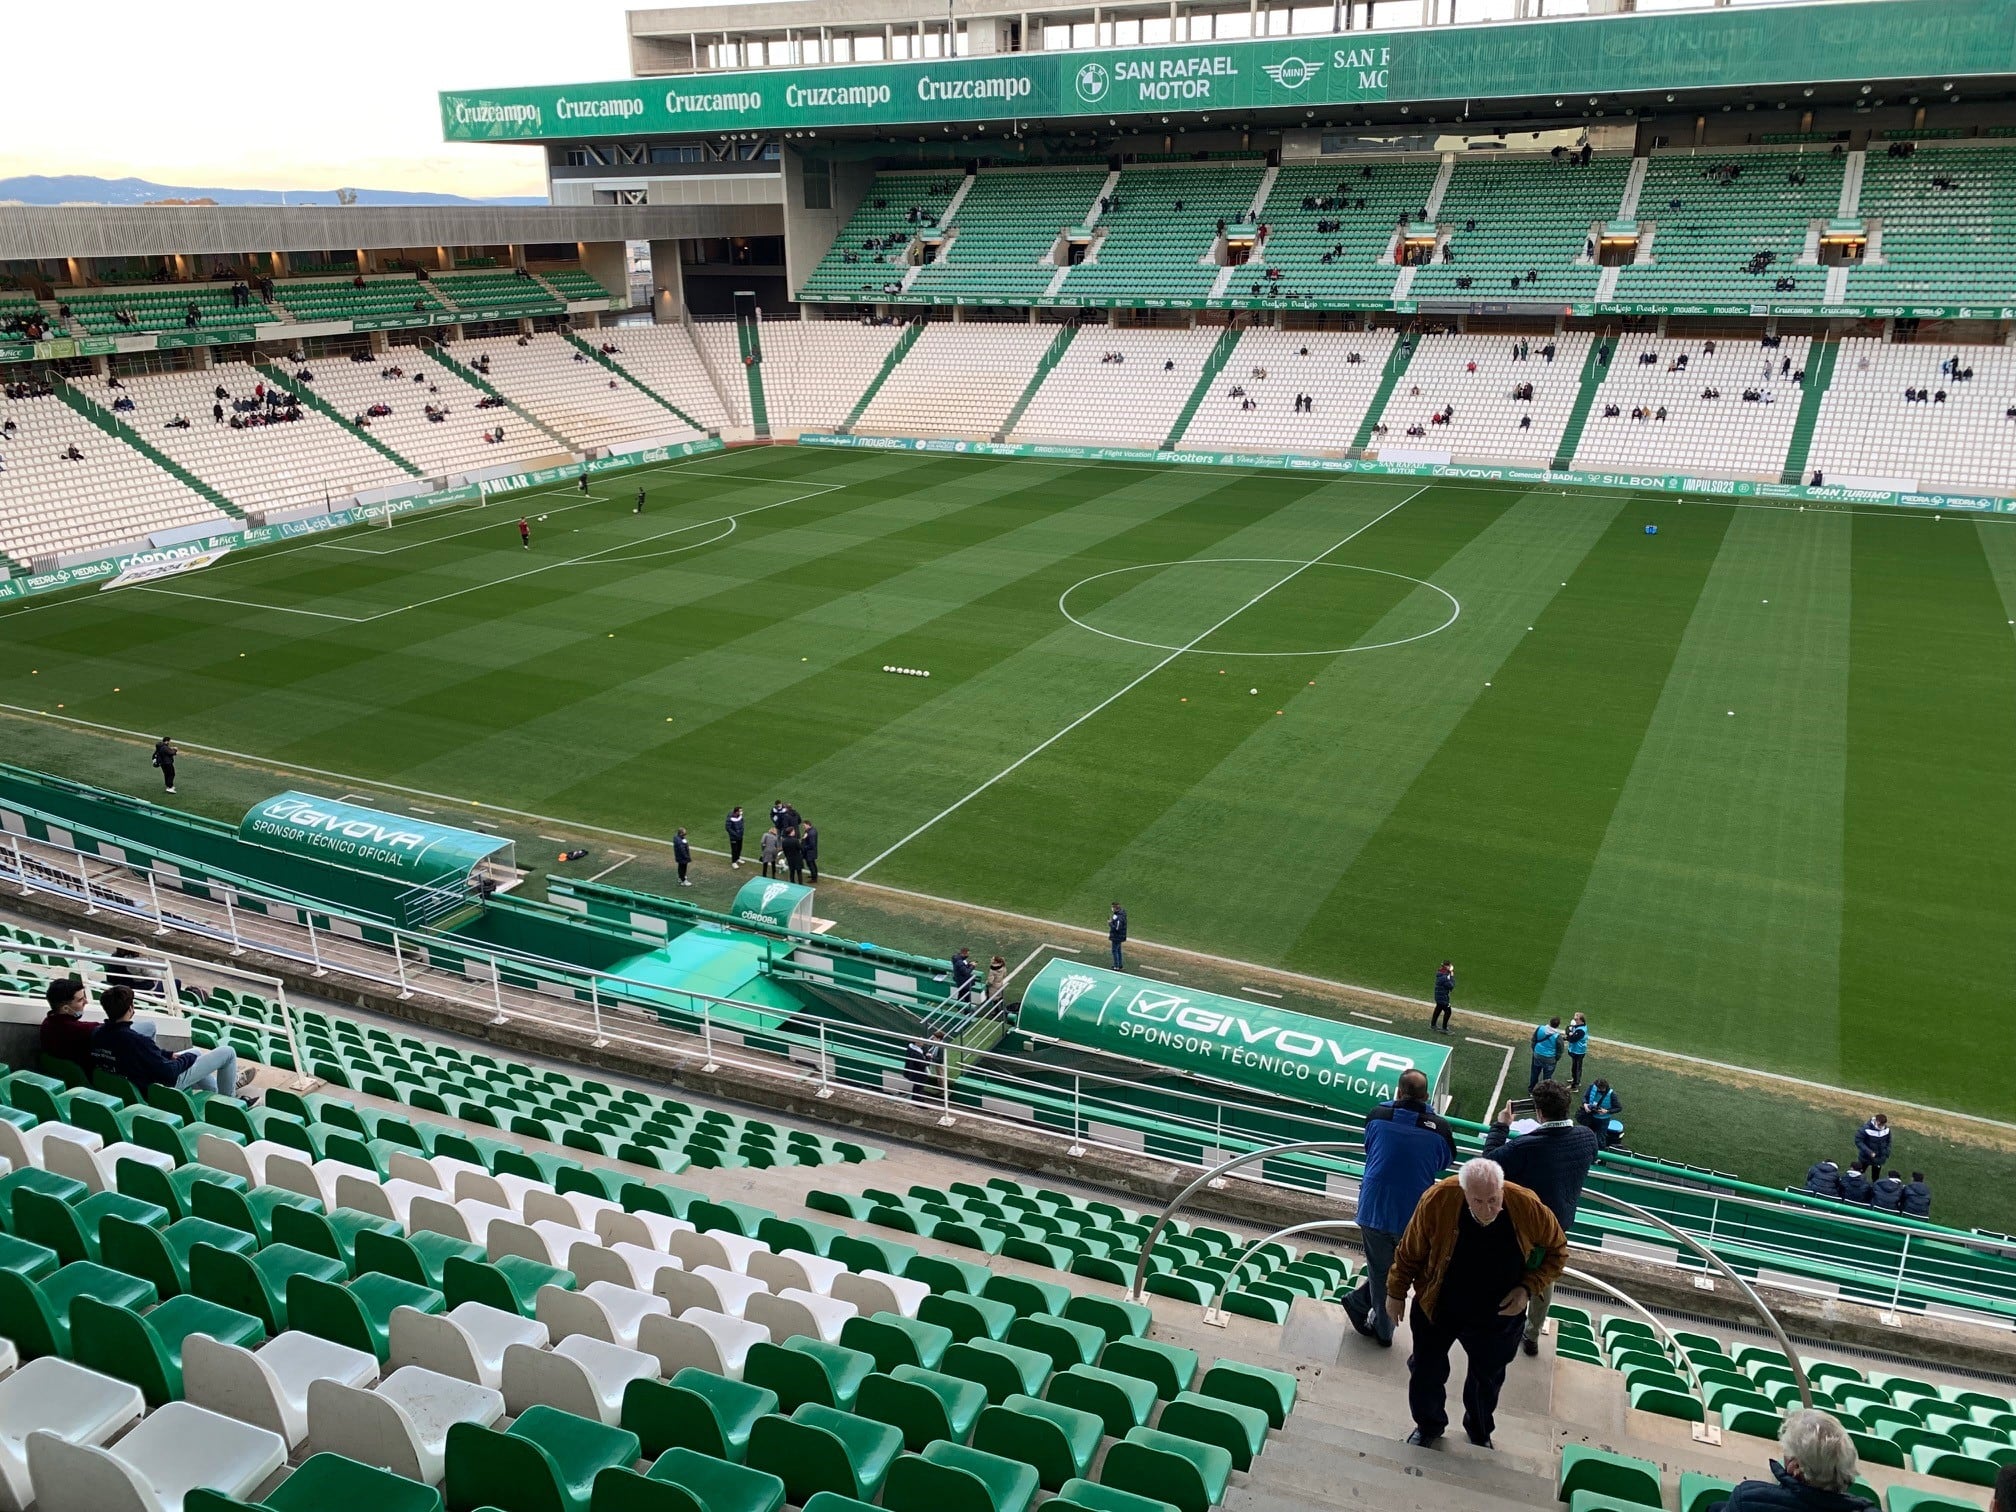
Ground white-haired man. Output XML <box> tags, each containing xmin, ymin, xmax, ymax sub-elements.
<box><xmin>1710</xmin><ymin>1408</ymin><xmax>1875</xmax><ymax>1510</ymax></box>
<box><xmin>1387</xmin><ymin>1157</ymin><xmax>1567</xmax><ymax>1450</ymax></box>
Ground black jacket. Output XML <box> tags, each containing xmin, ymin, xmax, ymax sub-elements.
<box><xmin>1838</xmin><ymin>1169</ymin><xmax>1873</xmax><ymax>1204</ymax></box>
<box><xmin>1871</xmin><ymin>1176</ymin><xmax>1906</xmax><ymax>1213</ymax></box>
<box><xmin>1853</xmin><ymin>1120</ymin><xmax>1891</xmax><ymax>1167</ymax></box>
<box><xmin>1901</xmin><ymin>1181</ymin><xmax>1932</xmax><ymax>1217</ymax></box>
<box><xmin>1483</xmin><ymin>1121</ymin><xmax>1601</xmax><ymax>1228</ymax></box>
<box><xmin>1710</xmin><ymin>1462</ymin><xmax>1875</xmax><ymax>1512</ymax></box>
<box><xmin>673</xmin><ymin>835</ymin><xmax>691</xmax><ymax>863</ymax></box>
<box><xmin>1803</xmin><ymin>1162</ymin><xmax>1842</xmax><ymax>1199</ymax></box>
<box><xmin>802</xmin><ymin>826</ymin><xmax>818</xmax><ymax>860</ymax></box>
<box><xmin>1109</xmin><ymin>908</ymin><xmax>1128</xmax><ymax>943</ymax></box>
<box><xmin>725</xmin><ymin>812</ymin><xmax>745</xmax><ymax>841</ymax></box>
<box><xmin>94</xmin><ymin>1019</ymin><xmax>192</xmax><ymax>1089</ymax></box>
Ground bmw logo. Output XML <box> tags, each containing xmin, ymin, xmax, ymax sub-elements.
<box><xmin>1075</xmin><ymin>61</ymin><xmax>1110</xmax><ymax>103</ymax></box>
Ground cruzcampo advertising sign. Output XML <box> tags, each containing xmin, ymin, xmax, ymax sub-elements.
<box><xmin>441</xmin><ymin>0</ymin><xmax>2014</xmax><ymax>141</ymax></box>
<box><xmin>239</xmin><ymin>793</ymin><xmax>508</xmax><ymax>886</ymax></box>
<box><xmin>1018</xmin><ymin>959</ymin><xmax>1450</xmax><ymax>1113</ymax></box>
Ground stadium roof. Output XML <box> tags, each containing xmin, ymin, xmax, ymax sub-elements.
<box><xmin>443</xmin><ymin>0</ymin><xmax>2016</xmax><ymax>144</ymax></box>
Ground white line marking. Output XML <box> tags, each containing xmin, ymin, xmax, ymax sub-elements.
<box><xmin>408</xmin><ymin>806</ymin><xmax>436</xmax><ymax>815</ymax></box>
<box><xmin>8</xmin><ymin>694</ymin><xmax>2010</xmax><ymax>1134</ymax></box>
<box><xmin>537</xmin><ymin>833</ymin><xmax>569</xmax><ymax>842</ymax></box>
<box><xmin>1240</xmin><ymin>986</ymin><xmax>1283</xmax><ymax>999</ymax></box>
<box><xmin>132</xmin><ymin>586</ymin><xmax>373</xmax><ymax>622</ymax></box>
<box><xmin>587</xmin><ymin>851</ymin><xmax>636</xmax><ymax>882</ymax></box>
<box><xmin>1349</xmin><ymin>1010</ymin><xmax>1393</xmax><ymax>1024</ymax></box>
<box><xmin>846</xmin><ymin>487</ymin><xmax>1429</xmax><ymax>881</ymax></box>
<box><xmin>1472</xmin><ymin>1036</ymin><xmax>1516</xmax><ymax>1120</ymax></box>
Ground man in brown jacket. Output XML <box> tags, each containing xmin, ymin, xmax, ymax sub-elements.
<box><xmin>1387</xmin><ymin>1157</ymin><xmax>1568</xmax><ymax>1449</ymax></box>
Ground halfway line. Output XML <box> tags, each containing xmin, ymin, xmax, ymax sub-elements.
<box><xmin>846</xmin><ymin>485</ymin><xmax>1428</xmax><ymax>880</ymax></box>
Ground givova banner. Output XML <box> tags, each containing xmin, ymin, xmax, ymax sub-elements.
<box><xmin>1017</xmin><ymin>959</ymin><xmax>1450</xmax><ymax>1114</ymax></box>
<box><xmin>440</xmin><ymin>0</ymin><xmax>2014</xmax><ymax>142</ymax></box>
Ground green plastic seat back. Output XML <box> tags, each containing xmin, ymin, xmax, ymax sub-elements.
<box><xmin>974</xmin><ymin>1395</ymin><xmax>1103</xmax><ymax>1489</ymax></box>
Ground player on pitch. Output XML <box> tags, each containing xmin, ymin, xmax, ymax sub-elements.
<box><xmin>518</xmin><ymin>516</ymin><xmax>531</xmax><ymax>549</ymax></box>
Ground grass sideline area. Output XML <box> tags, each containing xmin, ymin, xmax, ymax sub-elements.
<box><xmin>2</xmin><ymin>446</ymin><xmax>2012</xmax><ymax>1205</ymax></box>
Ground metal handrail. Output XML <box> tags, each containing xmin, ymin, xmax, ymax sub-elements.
<box><xmin>1130</xmin><ymin>1139</ymin><xmax>1813</xmax><ymax>1408</ymax></box>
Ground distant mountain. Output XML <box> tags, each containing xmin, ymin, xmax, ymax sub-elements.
<box><xmin>0</xmin><ymin>175</ymin><xmax>545</xmax><ymax>208</ymax></box>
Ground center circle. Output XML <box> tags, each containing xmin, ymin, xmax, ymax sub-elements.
<box><xmin>1058</xmin><ymin>558</ymin><xmax>1461</xmax><ymax>657</ymax></box>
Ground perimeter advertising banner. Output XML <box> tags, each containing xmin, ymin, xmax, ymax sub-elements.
<box><xmin>239</xmin><ymin>793</ymin><xmax>510</xmax><ymax>885</ymax></box>
<box><xmin>440</xmin><ymin>0</ymin><xmax>2014</xmax><ymax>142</ymax></box>
<box><xmin>1018</xmin><ymin>958</ymin><xmax>1450</xmax><ymax>1113</ymax></box>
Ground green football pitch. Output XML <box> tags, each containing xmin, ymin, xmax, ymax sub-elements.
<box><xmin>5</xmin><ymin>443</ymin><xmax>2015</xmax><ymax>1122</ymax></box>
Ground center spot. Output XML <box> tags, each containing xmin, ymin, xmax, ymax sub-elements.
<box><xmin>1059</xmin><ymin>558</ymin><xmax>1460</xmax><ymax>658</ymax></box>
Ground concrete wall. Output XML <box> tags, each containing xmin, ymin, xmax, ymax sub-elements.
<box><xmin>780</xmin><ymin>148</ymin><xmax>880</xmax><ymax>304</ymax></box>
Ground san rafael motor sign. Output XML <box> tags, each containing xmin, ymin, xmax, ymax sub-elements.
<box><xmin>1017</xmin><ymin>959</ymin><xmax>1449</xmax><ymax>1114</ymax></box>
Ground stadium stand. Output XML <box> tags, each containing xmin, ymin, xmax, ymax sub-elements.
<box><xmin>1805</xmin><ymin>337</ymin><xmax>2016</xmax><ymax>494</ymax></box>
<box><xmin>1572</xmin><ymin>334</ymin><xmax>1816</xmax><ymax>479</ymax></box>
<box><xmin>852</xmin><ymin>322</ymin><xmax>1058</xmax><ymax>438</ymax></box>
<box><xmin>0</xmin><ymin>392</ymin><xmax>233</xmax><ymax>564</ymax></box>
<box><xmin>1372</xmin><ymin>331</ymin><xmax>1595</xmax><ymax>465</ymax></box>
<box><xmin>98</xmin><ymin>364</ymin><xmax>412</xmax><ymax>516</ymax></box>
<box><xmin>1409</xmin><ymin>154</ymin><xmax>1632</xmax><ymax>305</ymax></box>
<box><xmin>697</xmin><ymin>319</ymin><xmax>905</xmax><ymax>435</ymax></box>
<box><xmin>1241</xmin><ymin>159</ymin><xmax>1441</xmax><ymax>305</ymax></box>
<box><xmin>909</xmin><ymin>168</ymin><xmax>1110</xmax><ymax>302</ymax></box>
<box><xmin>449</xmin><ymin>332</ymin><xmax>705</xmax><ymax>452</ymax></box>
<box><xmin>432</xmin><ymin>273</ymin><xmax>566</xmax><ymax>318</ymax></box>
<box><xmin>1614</xmin><ymin>149</ymin><xmax>1846</xmax><ymax>309</ymax></box>
<box><xmin>303</xmin><ymin>357</ymin><xmax>561</xmax><ymax>475</ymax></box>
<box><xmin>537</xmin><ymin>269</ymin><xmax>617</xmax><ymax>304</ymax></box>
<box><xmin>1056</xmin><ymin>161</ymin><xmax>1268</xmax><ymax>302</ymax></box>
<box><xmin>591</xmin><ymin>325</ymin><xmax>740</xmax><ymax>431</ymax></box>
<box><xmin>1179</xmin><ymin>328</ymin><xmax>1401</xmax><ymax>454</ymax></box>
<box><xmin>1008</xmin><ymin>326</ymin><xmax>1221</xmax><ymax>449</ymax></box>
<box><xmin>798</xmin><ymin>172</ymin><xmax>966</xmax><ymax>302</ymax></box>
<box><xmin>1849</xmin><ymin>143</ymin><xmax>2016</xmax><ymax>308</ymax></box>
<box><xmin>63</xmin><ymin>287</ymin><xmax>267</xmax><ymax>338</ymax></box>
<box><xmin>270</xmin><ymin>280</ymin><xmax>451</xmax><ymax>327</ymax></box>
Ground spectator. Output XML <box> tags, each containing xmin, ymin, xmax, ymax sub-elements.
<box><xmin>1993</xmin><ymin>1463</ymin><xmax>2016</xmax><ymax>1512</ymax></box>
<box><xmin>1563</xmin><ymin>1013</ymin><xmax>1590</xmax><ymax>1089</ymax></box>
<box><xmin>725</xmin><ymin>807</ymin><xmax>745</xmax><ymax>868</ymax></box>
<box><xmin>781</xmin><ymin>824</ymin><xmax>805</xmax><ymax>885</ymax></box>
<box><xmin>152</xmin><ymin>735</ymin><xmax>178</xmax><ymax>794</ymax></box>
<box><xmin>950</xmin><ymin>946</ymin><xmax>976</xmax><ymax>1006</ymax></box>
<box><xmin>800</xmin><ymin>821</ymin><xmax>819</xmax><ymax>883</ymax></box>
<box><xmin>105</xmin><ymin>947</ymin><xmax>164</xmax><ymax>999</ymax></box>
<box><xmin>1431</xmin><ymin>960</ymin><xmax>1455</xmax><ymax>1033</ymax></box>
<box><xmin>1803</xmin><ymin>1159</ymin><xmax>1843</xmax><ymax>1199</ymax></box>
<box><xmin>95</xmin><ymin>986</ymin><xmax>253</xmax><ymax>1100</ymax></box>
<box><xmin>1108</xmin><ymin>901</ymin><xmax>1128</xmax><ymax>971</ymax></box>
<box><xmin>1529</xmin><ymin>1016</ymin><xmax>1563</xmax><ymax>1089</ymax></box>
<box><xmin>41</xmin><ymin>977</ymin><xmax>110</xmax><ymax>1075</ymax></box>
<box><xmin>1708</xmin><ymin>1409</ymin><xmax>1873</xmax><ymax>1511</ymax></box>
<box><xmin>1483</xmin><ymin>1079</ymin><xmax>1599</xmax><ymax>1356</ymax></box>
<box><xmin>1838</xmin><ymin>1161</ymin><xmax>1873</xmax><ymax>1204</ymax></box>
<box><xmin>1901</xmin><ymin>1172</ymin><xmax>1932</xmax><ymax>1218</ymax></box>
<box><xmin>1387</xmin><ymin>1159</ymin><xmax>1567</xmax><ymax>1450</ymax></box>
<box><xmin>902</xmin><ymin>1035</ymin><xmax>937</xmax><ymax>1102</ymax></box>
<box><xmin>1579</xmin><ymin>1079</ymin><xmax>1623</xmax><ymax>1146</ymax></box>
<box><xmin>986</xmin><ymin>954</ymin><xmax>1007</xmax><ymax>1005</ymax></box>
<box><xmin>1344</xmin><ymin>1068</ymin><xmax>1458</xmax><ymax>1347</ymax></box>
<box><xmin>1871</xmin><ymin>1170</ymin><xmax>1906</xmax><ymax>1213</ymax></box>
<box><xmin>1852</xmin><ymin>1113</ymin><xmax>1890</xmax><ymax>1180</ymax></box>
<box><xmin>672</xmin><ymin>828</ymin><xmax>691</xmax><ymax>887</ymax></box>
<box><xmin>759</xmin><ymin>826</ymin><xmax>782</xmax><ymax>879</ymax></box>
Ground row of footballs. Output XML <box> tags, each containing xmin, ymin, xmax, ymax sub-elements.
<box><xmin>883</xmin><ymin>665</ymin><xmax>931</xmax><ymax>677</ymax></box>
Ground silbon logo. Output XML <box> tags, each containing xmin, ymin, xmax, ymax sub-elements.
<box><xmin>1261</xmin><ymin>56</ymin><xmax>1325</xmax><ymax>89</ymax></box>
<box><xmin>1075</xmin><ymin>61</ymin><xmax>1110</xmax><ymax>103</ymax></box>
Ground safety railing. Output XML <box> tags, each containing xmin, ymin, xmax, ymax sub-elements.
<box><xmin>6</xmin><ymin>818</ymin><xmax>2015</xmax><ymax>1337</ymax></box>
<box><xmin>1150</xmin><ymin>1139</ymin><xmax>1814</xmax><ymax>1409</ymax></box>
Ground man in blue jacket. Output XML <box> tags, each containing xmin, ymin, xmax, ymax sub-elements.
<box><xmin>1529</xmin><ymin>1017</ymin><xmax>1564</xmax><ymax>1090</ymax></box>
<box><xmin>93</xmin><ymin>986</ymin><xmax>254</xmax><ymax>1100</ymax></box>
<box><xmin>1803</xmin><ymin>1160</ymin><xmax>1843</xmax><ymax>1199</ymax></box>
<box><xmin>1852</xmin><ymin>1114</ymin><xmax>1890</xmax><ymax>1182</ymax></box>
<box><xmin>1108</xmin><ymin>902</ymin><xmax>1128</xmax><ymax>971</ymax></box>
<box><xmin>1838</xmin><ymin>1162</ymin><xmax>1873</xmax><ymax>1204</ymax></box>
<box><xmin>1431</xmin><ymin>961</ymin><xmax>1455</xmax><ymax>1033</ymax></box>
<box><xmin>1484</xmin><ymin>1079</ymin><xmax>1600</xmax><ymax>1356</ymax></box>
<box><xmin>1343</xmin><ymin>1068</ymin><xmax>1458</xmax><ymax>1347</ymax></box>
<box><xmin>1901</xmin><ymin>1173</ymin><xmax>1932</xmax><ymax>1218</ymax></box>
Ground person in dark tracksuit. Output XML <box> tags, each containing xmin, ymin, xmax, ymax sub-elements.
<box><xmin>673</xmin><ymin>828</ymin><xmax>692</xmax><ymax>887</ymax></box>
<box><xmin>152</xmin><ymin>736</ymin><xmax>178</xmax><ymax>794</ymax></box>
<box><xmin>1871</xmin><ymin>1171</ymin><xmax>1907</xmax><ymax>1213</ymax></box>
<box><xmin>1838</xmin><ymin>1161</ymin><xmax>1873</xmax><ymax>1204</ymax></box>
<box><xmin>1902</xmin><ymin>1173</ymin><xmax>1932</xmax><ymax>1217</ymax></box>
<box><xmin>1564</xmin><ymin>1013</ymin><xmax>1590</xmax><ymax>1089</ymax></box>
<box><xmin>1803</xmin><ymin>1160</ymin><xmax>1842</xmax><ymax>1199</ymax></box>
<box><xmin>1108</xmin><ymin>903</ymin><xmax>1128</xmax><ymax>970</ymax></box>
<box><xmin>725</xmin><ymin>807</ymin><xmax>745</xmax><ymax>868</ymax></box>
<box><xmin>1431</xmin><ymin>961</ymin><xmax>1455</xmax><ymax>1032</ymax></box>
<box><xmin>634</xmin><ymin>487</ymin><xmax>645</xmax><ymax>515</ymax></box>
<box><xmin>1852</xmin><ymin>1114</ymin><xmax>1891</xmax><ymax>1181</ymax></box>
<box><xmin>951</xmin><ymin>947</ymin><xmax>976</xmax><ymax>1006</ymax></box>
<box><xmin>801</xmin><ymin>823</ymin><xmax>819</xmax><ymax>882</ymax></box>
<box><xmin>781</xmin><ymin>825</ymin><xmax>805</xmax><ymax>885</ymax></box>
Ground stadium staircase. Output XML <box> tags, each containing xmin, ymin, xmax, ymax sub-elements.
<box><xmin>256</xmin><ymin>360</ymin><xmax>425</xmax><ymax>480</ymax></box>
<box><xmin>1550</xmin><ymin>337</ymin><xmax>1613</xmax><ymax>470</ymax></box>
<box><xmin>1778</xmin><ymin>336</ymin><xmax>1842</xmax><ymax>484</ymax></box>
<box><xmin>735</xmin><ymin>315</ymin><xmax>772</xmax><ymax>438</ymax></box>
<box><xmin>992</xmin><ymin>324</ymin><xmax>1080</xmax><ymax>442</ymax></box>
<box><xmin>837</xmin><ymin>320</ymin><xmax>924</xmax><ymax>434</ymax></box>
<box><xmin>53</xmin><ymin>382</ymin><xmax>245</xmax><ymax>519</ymax></box>
<box><xmin>1351</xmin><ymin>332</ymin><xmax>1421</xmax><ymax>454</ymax></box>
<box><xmin>1161</xmin><ymin>326</ymin><xmax>1245</xmax><ymax>450</ymax></box>
<box><xmin>423</xmin><ymin>342</ymin><xmax>573</xmax><ymax>453</ymax></box>
<box><xmin>564</xmin><ymin>331</ymin><xmax>712</xmax><ymax>435</ymax></box>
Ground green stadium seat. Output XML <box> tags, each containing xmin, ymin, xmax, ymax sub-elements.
<box><xmin>621</xmin><ymin>1370</ymin><xmax>777</xmax><ymax>1462</ymax></box>
<box><xmin>445</xmin><ymin>1405</ymin><xmax>640</xmax><ymax>1512</ymax></box>
<box><xmin>1679</xmin><ymin>1471</ymin><xmax>1737</xmax><ymax>1512</ymax></box>
<box><xmin>1558</xmin><ymin>1445</ymin><xmax>1663</xmax><ymax>1506</ymax></box>
<box><xmin>839</xmin><ymin>1312</ymin><xmax>951</xmax><ymax>1372</ymax></box>
<box><xmin>747</xmin><ymin>1402</ymin><xmax>904</xmax><ymax>1503</ymax></box>
<box><xmin>289</xmin><ymin>1272</ymin><xmax>443</xmax><ymax>1360</ymax></box>
<box><xmin>744</xmin><ymin>1338</ymin><xmax>874</xmax><ymax>1413</ymax></box>
<box><xmin>190</xmin><ymin>1242</ymin><xmax>343</xmax><ymax>1332</ymax></box>
<box><xmin>1054</xmin><ymin>1478</ymin><xmax>1180</xmax><ymax>1512</ymax></box>
<box><xmin>15</xmin><ymin>1188</ymin><xmax>167</xmax><ymax>1267</ymax></box>
<box><xmin>920</xmin><ymin>1291</ymin><xmax>1016</xmax><ymax>1344</ymax></box>
<box><xmin>973</xmin><ymin>1394</ymin><xmax>1103</xmax><ymax>1488</ymax></box>
<box><xmin>71</xmin><ymin>1293</ymin><xmax>263</xmax><ymax>1406</ymax></box>
<box><xmin>855</xmin><ymin>1365</ymin><xmax>988</xmax><ymax>1451</ymax></box>
<box><xmin>1100</xmin><ymin>1426</ymin><xmax>1234</xmax><ymax>1512</ymax></box>
<box><xmin>1099</xmin><ymin>1337</ymin><xmax>1198</xmax><ymax>1400</ymax></box>
<box><xmin>185</xmin><ymin>1451</ymin><xmax>446</xmax><ymax>1511</ymax></box>
<box><xmin>592</xmin><ymin>1448</ymin><xmax>787</xmax><ymax>1512</ymax></box>
<box><xmin>1158</xmin><ymin>1391</ymin><xmax>1270</xmax><ymax>1472</ymax></box>
<box><xmin>883</xmin><ymin>1440</ymin><xmax>1040</xmax><ymax>1512</ymax></box>
<box><xmin>0</xmin><ymin>1260</ymin><xmax>156</xmax><ymax>1359</ymax></box>
<box><xmin>1005</xmin><ymin>1313</ymin><xmax>1104</xmax><ymax>1372</ymax></box>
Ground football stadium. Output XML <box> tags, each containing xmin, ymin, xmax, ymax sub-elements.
<box><xmin>4</xmin><ymin>0</ymin><xmax>2016</xmax><ymax>1508</ymax></box>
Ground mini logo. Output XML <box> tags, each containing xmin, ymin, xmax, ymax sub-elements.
<box><xmin>1075</xmin><ymin>61</ymin><xmax>1110</xmax><ymax>103</ymax></box>
<box><xmin>760</xmin><ymin>882</ymin><xmax>790</xmax><ymax>910</ymax></box>
<box><xmin>1056</xmin><ymin>973</ymin><xmax>1099</xmax><ymax>1013</ymax></box>
<box><xmin>1126</xmin><ymin>989</ymin><xmax>1188</xmax><ymax>1022</ymax></box>
<box><xmin>1261</xmin><ymin>56</ymin><xmax>1325</xmax><ymax>90</ymax></box>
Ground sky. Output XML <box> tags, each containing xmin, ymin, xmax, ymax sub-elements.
<box><xmin>0</xmin><ymin>0</ymin><xmax>659</xmax><ymax>199</ymax></box>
